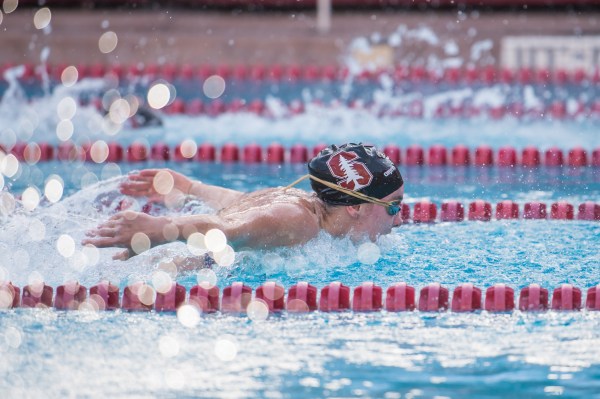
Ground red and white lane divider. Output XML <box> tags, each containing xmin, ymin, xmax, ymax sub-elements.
<box><xmin>4</xmin><ymin>142</ymin><xmax>600</xmax><ymax>166</ymax></box>
<box><xmin>5</xmin><ymin>63</ymin><xmax>600</xmax><ymax>86</ymax></box>
<box><xmin>1</xmin><ymin>280</ymin><xmax>598</xmax><ymax>313</ymax></box>
<box><xmin>407</xmin><ymin>200</ymin><xmax>600</xmax><ymax>223</ymax></box>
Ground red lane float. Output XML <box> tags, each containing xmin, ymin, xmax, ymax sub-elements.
<box><xmin>551</xmin><ymin>284</ymin><xmax>582</xmax><ymax>311</ymax></box>
<box><xmin>485</xmin><ymin>284</ymin><xmax>515</xmax><ymax>312</ymax></box>
<box><xmin>578</xmin><ymin>202</ymin><xmax>600</xmax><ymax>221</ymax></box>
<box><xmin>496</xmin><ymin>200</ymin><xmax>520</xmax><ymax>220</ymax></box>
<box><xmin>441</xmin><ymin>201</ymin><xmax>464</xmax><ymax>222</ymax></box>
<box><xmin>385</xmin><ymin>282</ymin><xmax>416</xmax><ymax>312</ymax></box>
<box><xmin>55</xmin><ymin>282</ymin><xmax>87</xmax><ymax>310</ymax></box>
<box><xmin>243</xmin><ymin>143</ymin><xmax>263</xmax><ymax>163</ymax></box>
<box><xmin>406</xmin><ymin>145</ymin><xmax>425</xmax><ymax>166</ymax></box>
<box><xmin>151</xmin><ymin>142</ymin><xmax>170</xmax><ymax>161</ymax></box>
<box><xmin>568</xmin><ymin>147</ymin><xmax>588</xmax><ymax>167</ymax></box>
<box><xmin>524</xmin><ymin>202</ymin><xmax>547</xmax><ymax>219</ymax></box>
<box><xmin>451</xmin><ymin>145</ymin><xmax>470</xmax><ymax>166</ymax></box>
<box><xmin>289</xmin><ymin>144</ymin><xmax>309</xmax><ymax>163</ymax></box>
<box><xmin>428</xmin><ymin>145</ymin><xmax>447</xmax><ymax>166</ymax></box>
<box><xmin>319</xmin><ymin>282</ymin><xmax>350</xmax><ymax>312</ymax></box>
<box><xmin>587</xmin><ymin>285</ymin><xmax>600</xmax><ymax>311</ymax></box>
<box><xmin>287</xmin><ymin>282</ymin><xmax>318</xmax><ymax>312</ymax></box>
<box><xmin>0</xmin><ymin>282</ymin><xmax>21</xmax><ymax>309</ymax></box>
<box><xmin>383</xmin><ymin>144</ymin><xmax>401</xmax><ymax>165</ymax></box>
<box><xmin>418</xmin><ymin>283</ymin><xmax>449</xmax><ymax>312</ymax></box>
<box><xmin>519</xmin><ymin>284</ymin><xmax>549</xmax><ymax>311</ymax></box>
<box><xmin>107</xmin><ymin>142</ymin><xmax>124</xmax><ymax>163</ymax></box>
<box><xmin>22</xmin><ymin>283</ymin><xmax>53</xmax><ymax>308</ymax></box>
<box><xmin>127</xmin><ymin>143</ymin><xmax>148</xmax><ymax>162</ymax></box>
<box><xmin>469</xmin><ymin>200</ymin><xmax>492</xmax><ymax>221</ymax></box>
<box><xmin>451</xmin><ymin>283</ymin><xmax>482</xmax><ymax>312</ymax></box>
<box><xmin>89</xmin><ymin>281</ymin><xmax>120</xmax><ymax>310</ymax></box>
<box><xmin>197</xmin><ymin>143</ymin><xmax>216</xmax><ymax>162</ymax></box>
<box><xmin>189</xmin><ymin>284</ymin><xmax>220</xmax><ymax>313</ymax></box>
<box><xmin>475</xmin><ymin>145</ymin><xmax>494</xmax><ymax>166</ymax></box>
<box><xmin>255</xmin><ymin>282</ymin><xmax>285</xmax><ymax>312</ymax></box>
<box><xmin>551</xmin><ymin>201</ymin><xmax>574</xmax><ymax>220</ymax></box>
<box><xmin>3</xmin><ymin>281</ymin><xmax>600</xmax><ymax>314</ymax></box>
<box><xmin>122</xmin><ymin>282</ymin><xmax>154</xmax><ymax>311</ymax></box>
<box><xmin>521</xmin><ymin>146</ymin><xmax>541</xmax><ymax>167</ymax></box>
<box><xmin>220</xmin><ymin>143</ymin><xmax>240</xmax><ymax>163</ymax></box>
<box><xmin>413</xmin><ymin>201</ymin><xmax>437</xmax><ymax>223</ymax></box>
<box><xmin>266</xmin><ymin>143</ymin><xmax>285</xmax><ymax>164</ymax></box>
<box><xmin>497</xmin><ymin>146</ymin><xmax>517</xmax><ymax>167</ymax></box>
<box><xmin>155</xmin><ymin>283</ymin><xmax>186</xmax><ymax>312</ymax></box>
<box><xmin>545</xmin><ymin>147</ymin><xmax>564</xmax><ymax>166</ymax></box>
<box><xmin>221</xmin><ymin>282</ymin><xmax>252</xmax><ymax>313</ymax></box>
<box><xmin>352</xmin><ymin>282</ymin><xmax>383</xmax><ymax>312</ymax></box>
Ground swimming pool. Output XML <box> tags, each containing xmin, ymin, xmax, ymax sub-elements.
<box><xmin>2</xmin><ymin>64</ymin><xmax>600</xmax><ymax>398</ymax></box>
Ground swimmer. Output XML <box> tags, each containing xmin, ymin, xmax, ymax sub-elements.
<box><xmin>83</xmin><ymin>143</ymin><xmax>404</xmax><ymax>260</ymax></box>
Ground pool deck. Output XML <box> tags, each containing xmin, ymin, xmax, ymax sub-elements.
<box><xmin>1</xmin><ymin>8</ymin><xmax>600</xmax><ymax>68</ymax></box>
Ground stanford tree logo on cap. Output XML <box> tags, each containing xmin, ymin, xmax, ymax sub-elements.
<box><xmin>326</xmin><ymin>150</ymin><xmax>373</xmax><ymax>191</ymax></box>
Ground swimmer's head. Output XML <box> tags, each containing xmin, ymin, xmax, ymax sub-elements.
<box><xmin>307</xmin><ymin>143</ymin><xmax>403</xmax><ymax>206</ymax></box>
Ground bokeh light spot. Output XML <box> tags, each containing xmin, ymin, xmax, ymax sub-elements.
<box><xmin>177</xmin><ymin>304</ymin><xmax>200</xmax><ymax>327</ymax></box>
<box><xmin>61</xmin><ymin>66</ymin><xmax>78</xmax><ymax>87</ymax></box>
<box><xmin>44</xmin><ymin>176</ymin><xmax>64</xmax><ymax>203</ymax></box>
<box><xmin>203</xmin><ymin>75</ymin><xmax>226</xmax><ymax>99</ymax></box>
<box><xmin>108</xmin><ymin>98</ymin><xmax>130</xmax><ymax>124</ymax></box>
<box><xmin>357</xmin><ymin>242</ymin><xmax>381</xmax><ymax>265</ymax></box>
<box><xmin>3</xmin><ymin>0</ymin><xmax>18</xmax><ymax>14</ymax></box>
<box><xmin>205</xmin><ymin>229</ymin><xmax>227</xmax><ymax>252</ymax></box>
<box><xmin>131</xmin><ymin>232</ymin><xmax>151</xmax><ymax>254</ymax></box>
<box><xmin>247</xmin><ymin>300</ymin><xmax>269</xmax><ymax>321</ymax></box>
<box><xmin>137</xmin><ymin>284</ymin><xmax>156</xmax><ymax>306</ymax></box>
<box><xmin>1</xmin><ymin>154</ymin><xmax>20</xmax><ymax>178</ymax></box>
<box><xmin>162</xmin><ymin>223</ymin><xmax>179</xmax><ymax>242</ymax></box>
<box><xmin>186</xmin><ymin>232</ymin><xmax>207</xmax><ymax>256</ymax></box>
<box><xmin>82</xmin><ymin>244</ymin><xmax>100</xmax><ymax>267</ymax></box>
<box><xmin>196</xmin><ymin>268</ymin><xmax>217</xmax><ymax>288</ymax></box>
<box><xmin>212</xmin><ymin>245</ymin><xmax>235</xmax><ymax>267</ymax></box>
<box><xmin>147</xmin><ymin>83</ymin><xmax>171</xmax><ymax>109</ymax></box>
<box><xmin>57</xmin><ymin>234</ymin><xmax>75</xmax><ymax>258</ymax></box>
<box><xmin>152</xmin><ymin>270</ymin><xmax>173</xmax><ymax>294</ymax></box>
<box><xmin>56</xmin><ymin>119</ymin><xmax>74</xmax><ymax>141</ymax></box>
<box><xmin>98</xmin><ymin>31</ymin><xmax>118</xmax><ymax>54</ymax></box>
<box><xmin>57</xmin><ymin>97</ymin><xmax>77</xmax><ymax>120</ymax></box>
<box><xmin>90</xmin><ymin>140</ymin><xmax>109</xmax><ymax>164</ymax></box>
<box><xmin>80</xmin><ymin>172</ymin><xmax>99</xmax><ymax>188</ymax></box>
<box><xmin>22</xmin><ymin>187</ymin><xmax>40</xmax><ymax>211</ymax></box>
<box><xmin>158</xmin><ymin>261</ymin><xmax>178</xmax><ymax>278</ymax></box>
<box><xmin>179</xmin><ymin>139</ymin><xmax>197</xmax><ymax>159</ymax></box>
<box><xmin>33</xmin><ymin>7</ymin><xmax>51</xmax><ymax>30</ymax></box>
<box><xmin>23</xmin><ymin>143</ymin><xmax>41</xmax><ymax>165</ymax></box>
<box><xmin>153</xmin><ymin>170</ymin><xmax>174</xmax><ymax>195</ymax></box>
<box><xmin>214</xmin><ymin>336</ymin><xmax>238</xmax><ymax>361</ymax></box>
<box><xmin>0</xmin><ymin>192</ymin><xmax>16</xmax><ymax>216</ymax></box>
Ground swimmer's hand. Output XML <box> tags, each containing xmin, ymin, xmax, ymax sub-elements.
<box><xmin>82</xmin><ymin>211</ymin><xmax>174</xmax><ymax>260</ymax></box>
<box><xmin>119</xmin><ymin>169</ymin><xmax>194</xmax><ymax>204</ymax></box>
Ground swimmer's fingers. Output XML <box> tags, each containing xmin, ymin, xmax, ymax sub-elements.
<box><xmin>81</xmin><ymin>236</ymin><xmax>124</xmax><ymax>247</ymax></box>
<box><xmin>85</xmin><ymin>228</ymin><xmax>118</xmax><ymax>237</ymax></box>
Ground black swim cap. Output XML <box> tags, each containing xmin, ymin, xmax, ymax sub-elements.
<box><xmin>307</xmin><ymin>143</ymin><xmax>404</xmax><ymax>206</ymax></box>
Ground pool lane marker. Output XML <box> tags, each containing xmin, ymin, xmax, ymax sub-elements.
<box><xmin>4</xmin><ymin>143</ymin><xmax>600</xmax><ymax>167</ymax></box>
<box><xmin>1</xmin><ymin>281</ymin><xmax>598</xmax><ymax>313</ymax></box>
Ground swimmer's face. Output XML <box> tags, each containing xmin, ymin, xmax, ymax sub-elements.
<box><xmin>352</xmin><ymin>185</ymin><xmax>404</xmax><ymax>241</ymax></box>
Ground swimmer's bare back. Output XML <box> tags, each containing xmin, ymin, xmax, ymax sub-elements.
<box><xmin>84</xmin><ymin>186</ymin><xmax>323</xmax><ymax>259</ymax></box>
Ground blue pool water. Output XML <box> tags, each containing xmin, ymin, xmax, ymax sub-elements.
<box><xmin>1</xmin><ymin>51</ymin><xmax>600</xmax><ymax>396</ymax></box>
<box><xmin>1</xmin><ymin>157</ymin><xmax>599</xmax><ymax>398</ymax></box>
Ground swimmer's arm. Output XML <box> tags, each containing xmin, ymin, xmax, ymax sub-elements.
<box><xmin>171</xmin><ymin>206</ymin><xmax>319</xmax><ymax>249</ymax></box>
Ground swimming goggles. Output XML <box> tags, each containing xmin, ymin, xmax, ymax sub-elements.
<box><xmin>286</xmin><ymin>174</ymin><xmax>403</xmax><ymax>216</ymax></box>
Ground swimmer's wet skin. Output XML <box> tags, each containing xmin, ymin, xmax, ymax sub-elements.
<box><xmin>83</xmin><ymin>143</ymin><xmax>404</xmax><ymax>260</ymax></box>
